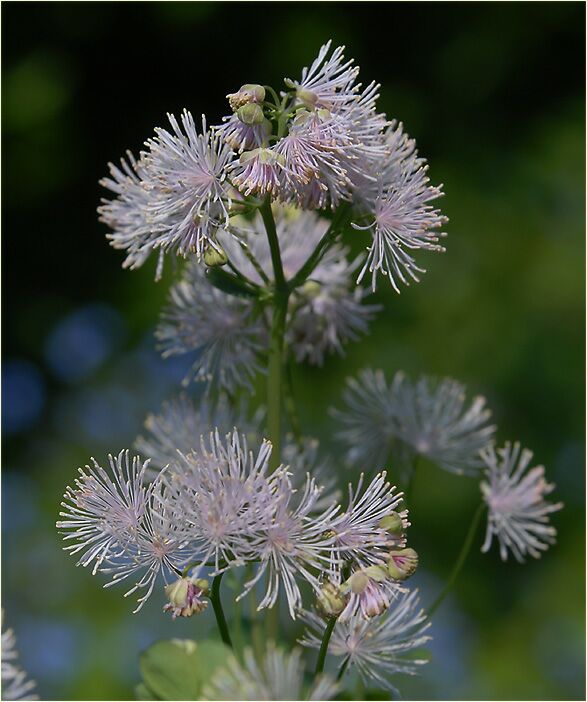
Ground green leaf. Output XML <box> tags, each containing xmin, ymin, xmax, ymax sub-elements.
<box><xmin>139</xmin><ymin>638</ymin><xmax>231</xmax><ymax>700</ymax></box>
<box><xmin>134</xmin><ymin>682</ymin><xmax>160</xmax><ymax>700</ymax></box>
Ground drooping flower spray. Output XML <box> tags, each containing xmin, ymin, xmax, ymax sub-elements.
<box><xmin>55</xmin><ymin>41</ymin><xmax>562</xmax><ymax>699</ymax></box>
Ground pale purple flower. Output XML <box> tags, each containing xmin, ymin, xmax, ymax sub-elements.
<box><xmin>156</xmin><ymin>260</ymin><xmax>266</xmax><ymax>393</ymax></box>
<box><xmin>218</xmin><ymin>208</ymin><xmax>379</xmax><ymax>365</ymax></box>
<box><xmin>202</xmin><ymin>644</ymin><xmax>338</xmax><ymax>701</ymax></box>
<box><xmin>1</xmin><ymin>614</ymin><xmax>38</xmax><ymax>701</ymax></box>
<box><xmin>480</xmin><ymin>442</ymin><xmax>563</xmax><ymax>562</ymax></box>
<box><xmin>354</xmin><ymin>121</ymin><xmax>447</xmax><ymax>292</ymax></box>
<box><xmin>135</xmin><ymin>394</ymin><xmax>257</xmax><ymax>472</ymax></box>
<box><xmin>339</xmin><ymin>567</ymin><xmax>405</xmax><ymax>621</ymax></box>
<box><xmin>334</xmin><ymin>369</ymin><xmax>496</xmax><ymax>476</ymax></box>
<box><xmin>285</xmin><ymin>41</ymin><xmax>359</xmax><ymax>111</ymax></box>
<box><xmin>142</xmin><ymin>111</ymin><xmax>235</xmax><ymax>259</ymax></box>
<box><xmin>300</xmin><ymin>590</ymin><xmax>431</xmax><ymax>694</ymax></box>
<box><xmin>327</xmin><ymin>472</ymin><xmax>408</xmax><ymax>576</ymax></box>
<box><xmin>216</xmin><ymin>113</ymin><xmax>270</xmax><ymax>153</ymax></box>
<box><xmin>239</xmin><ymin>472</ymin><xmax>339</xmax><ymax>618</ymax></box>
<box><xmin>57</xmin><ymin>451</ymin><xmax>192</xmax><ymax>612</ymax></box>
<box><xmin>231</xmin><ymin>148</ymin><xmax>285</xmax><ymax>197</ymax></box>
<box><xmin>159</xmin><ymin>430</ymin><xmax>284</xmax><ymax>575</ymax></box>
<box><xmin>98</xmin><ymin>151</ymin><xmax>164</xmax><ymax>276</ymax></box>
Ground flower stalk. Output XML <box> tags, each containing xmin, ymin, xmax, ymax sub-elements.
<box><xmin>210</xmin><ymin>572</ymin><xmax>233</xmax><ymax>649</ymax></box>
<box><xmin>427</xmin><ymin>503</ymin><xmax>486</xmax><ymax>616</ymax></box>
<box><xmin>314</xmin><ymin>616</ymin><xmax>338</xmax><ymax>676</ymax></box>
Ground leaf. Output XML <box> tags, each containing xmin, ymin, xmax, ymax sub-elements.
<box><xmin>134</xmin><ymin>682</ymin><xmax>160</xmax><ymax>700</ymax></box>
<box><xmin>139</xmin><ymin>638</ymin><xmax>231</xmax><ymax>700</ymax></box>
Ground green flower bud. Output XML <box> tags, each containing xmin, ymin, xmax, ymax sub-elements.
<box><xmin>237</xmin><ymin>103</ymin><xmax>265</xmax><ymax>126</ymax></box>
<box><xmin>227</xmin><ymin>84</ymin><xmax>265</xmax><ymax>111</ymax></box>
<box><xmin>203</xmin><ymin>244</ymin><xmax>228</xmax><ymax>268</ymax></box>
<box><xmin>387</xmin><ymin>548</ymin><xmax>419</xmax><ymax>581</ymax></box>
<box><xmin>296</xmin><ymin>88</ymin><xmax>318</xmax><ymax>108</ymax></box>
<box><xmin>300</xmin><ymin>280</ymin><xmax>322</xmax><ymax>299</ymax></box>
<box><xmin>317</xmin><ymin>581</ymin><xmax>347</xmax><ymax>617</ymax></box>
<box><xmin>163</xmin><ymin>576</ymin><xmax>209</xmax><ymax>619</ymax></box>
<box><xmin>379</xmin><ymin>511</ymin><xmax>404</xmax><ymax>535</ymax></box>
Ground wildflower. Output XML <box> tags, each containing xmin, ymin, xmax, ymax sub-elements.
<box><xmin>227</xmin><ymin>84</ymin><xmax>266</xmax><ymax>111</ymax></box>
<box><xmin>232</xmin><ymin>148</ymin><xmax>285</xmax><ymax>196</ymax></box>
<box><xmin>163</xmin><ymin>576</ymin><xmax>209</xmax><ymax>618</ymax></box>
<box><xmin>98</xmin><ymin>151</ymin><xmax>164</xmax><ymax>276</ymax></box>
<box><xmin>339</xmin><ymin>566</ymin><xmax>401</xmax><ymax>620</ymax></box>
<box><xmin>141</xmin><ymin>111</ymin><xmax>235</xmax><ymax>259</ymax></box>
<box><xmin>285</xmin><ymin>42</ymin><xmax>358</xmax><ymax>111</ymax></box>
<box><xmin>480</xmin><ymin>442</ymin><xmax>563</xmax><ymax>562</ymax></box>
<box><xmin>57</xmin><ymin>451</ymin><xmax>192</xmax><ymax>612</ymax></box>
<box><xmin>1</xmin><ymin>613</ymin><xmax>38</xmax><ymax>701</ymax></box>
<box><xmin>216</xmin><ymin>112</ymin><xmax>271</xmax><ymax>153</ymax></box>
<box><xmin>326</xmin><ymin>472</ymin><xmax>409</xmax><ymax>575</ymax></box>
<box><xmin>217</xmin><ymin>209</ymin><xmax>379</xmax><ymax>366</ymax></box>
<box><xmin>159</xmin><ymin>430</ymin><xmax>281</xmax><ymax>575</ymax></box>
<box><xmin>156</xmin><ymin>260</ymin><xmax>266</xmax><ymax>393</ymax></box>
<box><xmin>134</xmin><ymin>394</ymin><xmax>254</xmax><ymax>472</ymax></box>
<box><xmin>239</xmin><ymin>471</ymin><xmax>339</xmax><ymax>618</ymax></box>
<box><xmin>300</xmin><ymin>590</ymin><xmax>431</xmax><ymax>695</ymax></box>
<box><xmin>354</xmin><ymin>121</ymin><xmax>447</xmax><ymax>292</ymax></box>
<box><xmin>386</xmin><ymin>547</ymin><xmax>419</xmax><ymax>581</ymax></box>
<box><xmin>202</xmin><ymin>644</ymin><xmax>338</xmax><ymax>701</ymax></box>
<box><xmin>333</xmin><ymin>369</ymin><xmax>495</xmax><ymax>475</ymax></box>
<box><xmin>316</xmin><ymin>580</ymin><xmax>348</xmax><ymax>618</ymax></box>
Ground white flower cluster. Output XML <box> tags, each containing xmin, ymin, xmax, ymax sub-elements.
<box><xmin>202</xmin><ymin>644</ymin><xmax>338</xmax><ymax>701</ymax></box>
<box><xmin>156</xmin><ymin>208</ymin><xmax>380</xmax><ymax>391</ymax></box>
<box><xmin>57</xmin><ymin>430</ymin><xmax>416</xmax><ymax>621</ymax></box>
<box><xmin>480</xmin><ymin>442</ymin><xmax>563</xmax><ymax>562</ymax></box>
<box><xmin>333</xmin><ymin>368</ymin><xmax>496</xmax><ymax>475</ymax></box>
<box><xmin>1</xmin><ymin>613</ymin><xmax>38</xmax><ymax>701</ymax></box>
<box><xmin>100</xmin><ymin>42</ymin><xmax>446</xmax><ymax>292</ymax></box>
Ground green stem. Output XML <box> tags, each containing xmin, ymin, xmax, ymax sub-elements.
<box><xmin>289</xmin><ymin>201</ymin><xmax>352</xmax><ymax>290</ymax></box>
<box><xmin>260</xmin><ymin>197</ymin><xmax>289</xmax><ymax>473</ymax></box>
<box><xmin>314</xmin><ymin>616</ymin><xmax>337</xmax><ymax>676</ymax></box>
<box><xmin>427</xmin><ymin>503</ymin><xmax>487</xmax><ymax>617</ymax></box>
<box><xmin>210</xmin><ymin>573</ymin><xmax>233</xmax><ymax>649</ymax></box>
<box><xmin>284</xmin><ymin>358</ymin><xmax>302</xmax><ymax>444</ymax></box>
<box><xmin>336</xmin><ymin>656</ymin><xmax>350</xmax><ymax>681</ymax></box>
<box><xmin>404</xmin><ymin>454</ymin><xmax>420</xmax><ymax>506</ymax></box>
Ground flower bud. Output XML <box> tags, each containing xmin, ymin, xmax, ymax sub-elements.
<box><xmin>236</xmin><ymin>103</ymin><xmax>265</xmax><ymax>126</ymax></box>
<box><xmin>317</xmin><ymin>581</ymin><xmax>347</xmax><ymax>617</ymax></box>
<box><xmin>300</xmin><ymin>280</ymin><xmax>322</xmax><ymax>299</ymax></box>
<box><xmin>296</xmin><ymin>88</ymin><xmax>318</xmax><ymax>108</ymax></box>
<box><xmin>379</xmin><ymin>511</ymin><xmax>404</xmax><ymax>535</ymax></box>
<box><xmin>163</xmin><ymin>576</ymin><xmax>209</xmax><ymax>619</ymax></box>
<box><xmin>203</xmin><ymin>243</ymin><xmax>228</xmax><ymax>267</ymax></box>
<box><xmin>227</xmin><ymin>84</ymin><xmax>265</xmax><ymax>111</ymax></box>
<box><xmin>387</xmin><ymin>548</ymin><xmax>419</xmax><ymax>581</ymax></box>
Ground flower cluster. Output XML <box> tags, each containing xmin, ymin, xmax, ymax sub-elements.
<box><xmin>300</xmin><ymin>589</ymin><xmax>431</xmax><ymax>694</ymax></box>
<box><xmin>480</xmin><ymin>442</ymin><xmax>563</xmax><ymax>562</ymax></box>
<box><xmin>157</xmin><ymin>207</ymin><xmax>380</xmax><ymax>392</ymax></box>
<box><xmin>100</xmin><ymin>42</ymin><xmax>446</xmax><ymax>292</ymax></box>
<box><xmin>1</xmin><ymin>613</ymin><xmax>38</xmax><ymax>701</ymax></box>
<box><xmin>57</xmin><ymin>430</ymin><xmax>418</xmax><ymax>624</ymax></box>
<box><xmin>333</xmin><ymin>368</ymin><xmax>496</xmax><ymax>476</ymax></box>
<box><xmin>202</xmin><ymin>644</ymin><xmax>338</xmax><ymax>701</ymax></box>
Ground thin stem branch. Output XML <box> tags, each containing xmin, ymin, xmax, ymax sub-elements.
<box><xmin>284</xmin><ymin>358</ymin><xmax>302</xmax><ymax>444</ymax></box>
<box><xmin>210</xmin><ymin>572</ymin><xmax>233</xmax><ymax>649</ymax></box>
<box><xmin>289</xmin><ymin>201</ymin><xmax>352</xmax><ymax>290</ymax></box>
<box><xmin>260</xmin><ymin>196</ymin><xmax>289</xmax><ymax>473</ymax></box>
<box><xmin>427</xmin><ymin>503</ymin><xmax>487</xmax><ymax>617</ymax></box>
<box><xmin>314</xmin><ymin>616</ymin><xmax>337</xmax><ymax>676</ymax></box>
<box><xmin>336</xmin><ymin>656</ymin><xmax>350</xmax><ymax>681</ymax></box>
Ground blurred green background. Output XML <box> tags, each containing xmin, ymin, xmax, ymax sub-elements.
<box><xmin>2</xmin><ymin>2</ymin><xmax>585</xmax><ymax>700</ymax></box>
